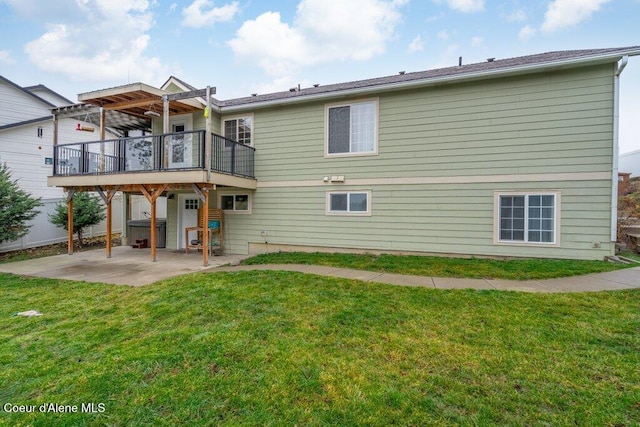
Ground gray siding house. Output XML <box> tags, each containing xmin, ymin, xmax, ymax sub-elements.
<box><xmin>48</xmin><ymin>47</ymin><xmax>639</xmax><ymax>261</ymax></box>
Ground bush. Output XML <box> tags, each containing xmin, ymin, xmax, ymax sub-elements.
<box><xmin>49</xmin><ymin>192</ymin><xmax>106</xmax><ymax>248</ymax></box>
<box><xmin>0</xmin><ymin>163</ymin><xmax>42</xmax><ymax>245</ymax></box>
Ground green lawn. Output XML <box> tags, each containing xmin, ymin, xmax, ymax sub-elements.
<box><xmin>1</xmin><ymin>271</ymin><xmax>639</xmax><ymax>426</ymax></box>
<box><xmin>242</xmin><ymin>252</ymin><xmax>630</xmax><ymax>280</ymax></box>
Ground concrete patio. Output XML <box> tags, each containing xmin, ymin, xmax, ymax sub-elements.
<box><xmin>0</xmin><ymin>246</ymin><xmax>247</xmax><ymax>286</ymax></box>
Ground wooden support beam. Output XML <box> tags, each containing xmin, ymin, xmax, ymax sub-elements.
<box><xmin>163</xmin><ymin>96</ymin><xmax>170</xmax><ymax>135</ymax></box>
<box><xmin>99</xmin><ymin>108</ymin><xmax>106</xmax><ymax>172</ymax></box>
<box><xmin>205</xmin><ymin>86</ymin><xmax>212</xmax><ymax>181</ymax></box>
<box><xmin>192</xmin><ymin>183</ymin><xmax>206</xmax><ymax>203</ymax></box>
<box><xmin>96</xmin><ymin>186</ymin><xmax>119</xmax><ymax>204</ymax></box>
<box><xmin>67</xmin><ymin>183</ymin><xmax>215</xmax><ymax>194</ymax></box>
<box><xmin>151</xmin><ymin>198</ymin><xmax>157</xmax><ymax>262</ymax></box>
<box><xmin>102</xmin><ymin>96</ymin><xmax>162</xmax><ymax>111</ymax></box>
<box><xmin>66</xmin><ymin>188</ymin><xmax>76</xmax><ymax>203</ymax></box>
<box><xmin>139</xmin><ymin>184</ymin><xmax>168</xmax><ymax>203</ymax></box>
<box><xmin>138</xmin><ymin>184</ymin><xmax>167</xmax><ymax>262</ymax></box>
<box><xmin>203</xmin><ymin>189</ymin><xmax>209</xmax><ymax>267</ymax></box>
<box><xmin>165</xmin><ymin>87</ymin><xmax>216</xmax><ymax>101</ymax></box>
<box><xmin>106</xmin><ymin>194</ymin><xmax>112</xmax><ymax>259</ymax></box>
<box><xmin>67</xmin><ymin>195</ymin><xmax>74</xmax><ymax>255</ymax></box>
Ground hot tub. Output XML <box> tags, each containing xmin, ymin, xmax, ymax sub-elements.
<box><xmin>127</xmin><ymin>219</ymin><xmax>167</xmax><ymax>248</ymax></box>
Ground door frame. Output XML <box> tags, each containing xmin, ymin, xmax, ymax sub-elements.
<box><xmin>176</xmin><ymin>194</ymin><xmax>200</xmax><ymax>250</ymax></box>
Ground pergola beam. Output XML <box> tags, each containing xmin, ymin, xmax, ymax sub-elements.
<box><xmin>101</xmin><ymin>96</ymin><xmax>162</xmax><ymax>110</ymax></box>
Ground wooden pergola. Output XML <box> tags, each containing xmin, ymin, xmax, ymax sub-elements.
<box><xmin>55</xmin><ymin>85</ymin><xmax>221</xmax><ymax>266</ymax></box>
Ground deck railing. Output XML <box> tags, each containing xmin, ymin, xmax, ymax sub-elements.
<box><xmin>53</xmin><ymin>130</ymin><xmax>255</xmax><ymax>179</ymax></box>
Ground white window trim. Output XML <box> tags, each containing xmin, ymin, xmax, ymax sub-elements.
<box><xmin>221</xmin><ymin>114</ymin><xmax>254</xmax><ymax>146</ymax></box>
<box><xmin>218</xmin><ymin>191</ymin><xmax>252</xmax><ymax>214</ymax></box>
<box><xmin>493</xmin><ymin>191</ymin><xmax>561</xmax><ymax>247</ymax></box>
<box><xmin>326</xmin><ymin>190</ymin><xmax>372</xmax><ymax>216</ymax></box>
<box><xmin>324</xmin><ymin>98</ymin><xmax>379</xmax><ymax>158</ymax></box>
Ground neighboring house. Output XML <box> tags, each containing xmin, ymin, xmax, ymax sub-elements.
<box><xmin>0</xmin><ymin>76</ymin><xmax>124</xmax><ymax>251</ymax></box>
<box><xmin>619</xmin><ymin>149</ymin><xmax>640</xmax><ymax>177</ymax></box>
<box><xmin>48</xmin><ymin>46</ymin><xmax>640</xmax><ymax>261</ymax></box>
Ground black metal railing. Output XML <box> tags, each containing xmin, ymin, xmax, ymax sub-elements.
<box><xmin>212</xmin><ymin>134</ymin><xmax>256</xmax><ymax>178</ymax></box>
<box><xmin>53</xmin><ymin>130</ymin><xmax>255</xmax><ymax>179</ymax></box>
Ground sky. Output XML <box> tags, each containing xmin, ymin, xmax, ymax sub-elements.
<box><xmin>0</xmin><ymin>0</ymin><xmax>639</xmax><ymax>153</ymax></box>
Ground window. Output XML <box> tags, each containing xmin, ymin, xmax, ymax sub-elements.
<box><xmin>327</xmin><ymin>191</ymin><xmax>371</xmax><ymax>215</ymax></box>
<box><xmin>497</xmin><ymin>193</ymin><xmax>558</xmax><ymax>244</ymax></box>
<box><xmin>223</xmin><ymin>116</ymin><xmax>252</xmax><ymax>146</ymax></box>
<box><xmin>326</xmin><ymin>100</ymin><xmax>377</xmax><ymax>156</ymax></box>
<box><xmin>185</xmin><ymin>199</ymin><xmax>199</xmax><ymax>210</ymax></box>
<box><xmin>220</xmin><ymin>193</ymin><xmax>250</xmax><ymax>213</ymax></box>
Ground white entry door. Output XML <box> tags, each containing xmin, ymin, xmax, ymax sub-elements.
<box><xmin>177</xmin><ymin>194</ymin><xmax>199</xmax><ymax>250</ymax></box>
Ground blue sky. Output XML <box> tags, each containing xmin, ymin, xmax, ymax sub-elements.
<box><xmin>1</xmin><ymin>0</ymin><xmax>639</xmax><ymax>152</ymax></box>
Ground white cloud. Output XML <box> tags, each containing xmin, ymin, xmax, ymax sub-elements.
<box><xmin>519</xmin><ymin>25</ymin><xmax>537</xmax><ymax>42</ymax></box>
<box><xmin>470</xmin><ymin>36</ymin><xmax>484</xmax><ymax>48</ymax></box>
<box><xmin>0</xmin><ymin>50</ymin><xmax>16</xmax><ymax>65</ymax></box>
<box><xmin>181</xmin><ymin>0</ymin><xmax>239</xmax><ymax>28</ymax></box>
<box><xmin>228</xmin><ymin>0</ymin><xmax>406</xmax><ymax>76</ymax></box>
<box><xmin>437</xmin><ymin>29</ymin><xmax>449</xmax><ymax>41</ymax></box>
<box><xmin>408</xmin><ymin>35</ymin><xmax>425</xmax><ymax>53</ymax></box>
<box><xmin>505</xmin><ymin>9</ymin><xmax>527</xmax><ymax>22</ymax></box>
<box><xmin>541</xmin><ymin>0</ymin><xmax>612</xmax><ymax>33</ymax></box>
<box><xmin>445</xmin><ymin>0</ymin><xmax>484</xmax><ymax>13</ymax></box>
<box><xmin>21</xmin><ymin>1</ymin><xmax>168</xmax><ymax>84</ymax></box>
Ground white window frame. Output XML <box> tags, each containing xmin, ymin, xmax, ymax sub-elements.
<box><xmin>325</xmin><ymin>98</ymin><xmax>378</xmax><ymax>158</ymax></box>
<box><xmin>326</xmin><ymin>190</ymin><xmax>372</xmax><ymax>216</ymax></box>
<box><xmin>222</xmin><ymin>114</ymin><xmax>254</xmax><ymax>146</ymax></box>
<box><xmin>218</xmin><ymin>192</ymin><xmax>252</xmax><ymax>214</ymax></box>
<box><xmin>493</xmin><ymin>191</ymin><xmax>561</xmax><ymax>247</ymax></box>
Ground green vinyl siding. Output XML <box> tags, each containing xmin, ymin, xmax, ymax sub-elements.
<box><xmin>222</xmin><ymin>180</ymin><xmax>612</xmax><ymax>260</ymax></box>
<box><xmin>250</xmin><ymin>64</ymin><xmax>614</xmax><ymax>182</ymax></box>
<box><xmin>165</xmin><ymin>64</ymin><xmax>616</xmax><ymax>260</ymax></box>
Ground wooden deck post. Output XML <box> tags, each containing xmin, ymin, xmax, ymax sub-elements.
<box><xmin>105</xmin><ymin>189</ymin><xmax>115</xmax><ymax>259</ymax></box>
<box><xmin>203</xmin><ymin>190</ymin><xmax>209</xmax><ymax>267</ymax></box>
<box><xmin>99</xmin><ymin>107</ymin><xmax>106</xmax><ymax>172</ymax></box>
<box><xmin>66</xmin><ymin>189</ymin><xmax>75</xmax><ymax>255</ymax></box>
<box><xmin>205</xmin><ymin>86</ymin><xmax>212</xmax><ymax>180</ymax></box>
<box><xmin>139</xmin><ymin>184</ymin><xmax>167</xmax><ymax>263</ymax></box>
<box><xmin>151</xmin><ymin>197</ymin><xmax>157</xmax><ymax>262</ymax></box>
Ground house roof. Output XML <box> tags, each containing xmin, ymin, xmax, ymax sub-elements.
<box><xmin>23</xmin><ymin>84</ymin><xmax>74</xmax><ymax>106</ymax></box>
<box><xmin>0</xmin><ymin>75</ymin><xmax>58</xmax><ymax>109</ymax></box>
<box><xmin>219</xmin><ymin>46</ymin><xmax>640</xmax><ymax>110</ymax></box>
<box><xmin>59</xmin><ymin>45</ymin><xmax>640</xmax><ymax>131</ymax></box>
<box><xmin>161</xmin><ymin>75</ymin><xmax>198</xmax><ymax>91</ymax></box>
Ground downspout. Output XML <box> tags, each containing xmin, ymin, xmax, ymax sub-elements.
<box><xmin>611</xmin><ymin>55</ymin><xmax>628</xmax><ymax>242</ymax></box>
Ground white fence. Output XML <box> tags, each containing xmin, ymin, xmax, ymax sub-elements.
<box><xmin>0</xmin><ymin>196</ymin><xmax>124</xmax><ymax>253</ymax></box>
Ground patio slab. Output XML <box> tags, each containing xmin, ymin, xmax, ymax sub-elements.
<box><xmin>0</xmin><ymin>246</ymin><xmax>247</xmax><ymax>286</ymax></box>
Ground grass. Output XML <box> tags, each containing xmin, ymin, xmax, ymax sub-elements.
<box><xmin>619</xmin><ymin>250</ymin><xmax>640</xmax><ymax>262</ymax></box>
<box><xmin>242</xmin><ymin>251</ymin><xmax>631</xmax><ymax>280</ymax></box>
<box><xmin>1</xmin><ymin>271</ymin><xmax>639</xmax><ymax>426</ymax></box>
